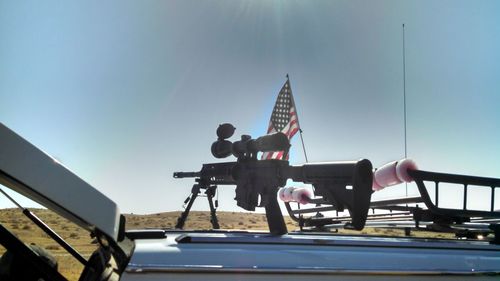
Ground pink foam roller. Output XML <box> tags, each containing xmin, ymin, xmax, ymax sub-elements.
<box><xmin>279</xmin><ymin>187</ymin><xmax>297</xmax><ymax>202</ymax></box>
<box><xmin>278</xmin><ymin>188</ymin><xmax>287</xmax><ymax>201</ymax></box>
<box><xmin>283</xmin><ymin>187</ymin><xmax>296</xmax><ymax>202</ymax></box>
<box><xmin>372</xmin><ymin>178</ymin><xmax>383</xmax><ymax>191</ymax></box>
<box><xmin>291</xmin><ymin>188</ymin><xmax>312</xmax><ymax>205</ymax></box>
<box><xmin>374</xmin><ymin>161</ymin><xmax>402</xmax><ymax>190</ymax></box>
<box><xmin>396</xmin><ymin>158</ymin><xmax>418</xmax><ymax>182</ymax></box>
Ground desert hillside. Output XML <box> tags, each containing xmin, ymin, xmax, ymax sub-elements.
<box><xmin>125</xmin><ymin>210</ymin><xmax>298</xmax><ymax>230</ymax></box>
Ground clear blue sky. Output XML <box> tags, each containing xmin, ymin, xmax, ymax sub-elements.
<box><xmin>1</xmin><ymin>1</ymin><xmax>499</xmax><ymax>214</ymax></box>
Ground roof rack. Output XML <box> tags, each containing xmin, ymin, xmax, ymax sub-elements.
<box><xmin>284</xmin><ymin>169</ymin><xmax>500</xmax><ymax>244</ymax></box>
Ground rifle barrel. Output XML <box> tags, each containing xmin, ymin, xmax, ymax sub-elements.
<box><xmin>173</xmin><ymin>171</ymin><xmax>201</xmax><ymax>178</ymax></box>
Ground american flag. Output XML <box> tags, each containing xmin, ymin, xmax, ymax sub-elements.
<box><xmin>261</xmin><ymin>78</ymin><xmax>300</xmax><ymax>160</ymax></box>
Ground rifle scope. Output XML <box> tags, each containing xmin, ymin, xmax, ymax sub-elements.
<box><xmin>211</xmin><ymin>123</ymin><xmax>290</xmax><ymax>159</ymax></box>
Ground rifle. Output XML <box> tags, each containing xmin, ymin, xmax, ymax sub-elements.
<box><xmin>174</xmin><ymin>124</ymin><xmax>373</xmax><ymax>235</ymax></box>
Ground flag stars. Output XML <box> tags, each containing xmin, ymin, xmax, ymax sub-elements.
<box><xmin>269</xmin><ymin>81</ymin><xmax>295</xmax><ymax>131</ymax></box>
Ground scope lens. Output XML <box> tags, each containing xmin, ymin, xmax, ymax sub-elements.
<box><xmin>211</xmin><ymin>140</ymin><xmax>233</xmax><ymax>158</ymax></box>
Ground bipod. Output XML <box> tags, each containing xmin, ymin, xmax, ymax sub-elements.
<box><xmin>176</xmin><ymin>179</ymin><xmax>220</xmax><ymax>229</ymax></box>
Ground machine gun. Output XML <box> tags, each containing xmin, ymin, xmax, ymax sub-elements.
<box><xmin>174</xmin><ymin>123</ymin><xmax>373</xmax><ymax>235</ymax></box>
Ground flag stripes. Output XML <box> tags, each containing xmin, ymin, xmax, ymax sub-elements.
<box><xmin>261</xmin><ymin>78</ymin><xmax>301</xmax><ymax>160</ymax></box>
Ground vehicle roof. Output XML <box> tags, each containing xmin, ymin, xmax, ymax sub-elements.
<box><xmin>0</xmin><ymin>123</ymin><xmax>121</xmax><ymax>241</ymax></box>
<box><xmin>127</xmin><ymin>230</ymin><xmax>500</xmax><ymax>275</ymax></box>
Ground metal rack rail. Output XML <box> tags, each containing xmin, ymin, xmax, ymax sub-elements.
<box><xmin>284</xmin><ymin>169</ymin><xmax>500</xmax><ymax>244</ymax></box>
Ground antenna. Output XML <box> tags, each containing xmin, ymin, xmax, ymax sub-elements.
<box><xmin>402</xmin><ymin>23</ymin><xmax>408</xmax><ymax>197</ymax></box>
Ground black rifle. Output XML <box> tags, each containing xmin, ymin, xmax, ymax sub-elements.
<box><xmin>174</xmin><ymin>124</ymin><xmax>373</xmax><ymax>235</ymax></box>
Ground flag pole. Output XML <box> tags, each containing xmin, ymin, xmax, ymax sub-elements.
<box><xmin>299</xmin><ymin>129</ymin><xmax>309</xmax><ymax>163</ymax></box>
<box><xmin>287</xmin><ymin>74</ymin><xmax>309</xmax><ymax>163</ymax></box>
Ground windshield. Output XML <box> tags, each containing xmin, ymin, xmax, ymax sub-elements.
<box><xmin>1</xmin><ymin>0</ymin><xmax>500</xmax><ymax>279</ymax></box>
